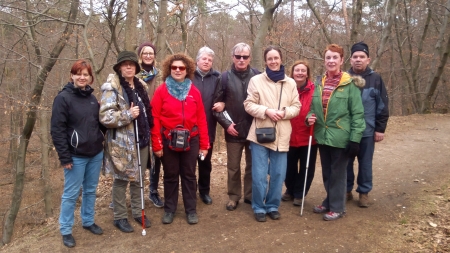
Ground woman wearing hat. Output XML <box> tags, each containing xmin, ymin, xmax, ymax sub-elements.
<box><xmin>99</xmin><ymin>51</ymin><xmax>153</xmax><ymax>233</ymax></box>
<box><xmin>135</xmin><ymin>42</ymin><xmax>164</xmax><ymax>208</ymax></box>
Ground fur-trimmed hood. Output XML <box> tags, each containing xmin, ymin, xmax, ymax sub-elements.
<box><xmin>350</xmin><ymin>75</ymin><xmax>366</xmax><ymax>88</ymax></box>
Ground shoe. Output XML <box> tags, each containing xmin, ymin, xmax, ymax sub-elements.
<box><xmin>254</xmin><ymin>213</ymin><xmax>266</xmax><ymax>222</ymax></box>
<box><xmin>323</xmin><ymin>211</ymin><xmax>345</xmax><ymax>221</ymax></box>
<box><xmin>313</xmin><ymin>205</ymin><xmax>329</xmax><ymax>213</ymax></box>
<box><xmin>226</xmin><ymin>200</ymin><xmax>238</xmax><ymax>211</ymax></box>
<box><xmin>109</xmin><ymin>202</ymin><xmax>114</xmax><ymax>209</ymax></box>
<box><xmin>187</xmin><ymin>213</ymin><xmax>199</xmax><ymax>224</ymax></box>
<box><xmin>293</xmin><ymin>198</ymin><xmax>302</xmax><ymax>206</ymax></box>
<box><xmin>82</xmin><ymin>223</ymin><xmax>103</xmax><ymax>235</ymax></box>
<box><xmin>62</xmin><ymin>234</ymin><xmax>76</xmax><ymax>248</ymax></box>
<box><xmin>358</xmin><ymin>193</ymin><xmax>369</xmax><ymax>207</ymax></box>
<box><xmin>244</xmin><ymin>199</ymin><xmax>252</xmax><ymax>205</ymax></box>
<box><xmin>268</xmin><ymin>211</ymin><xmax>281</xmax><ymax>220</ymax></box>
<box><xmin>162</xmin><ymin>212</ymin><xmax>174</xmax><ymax>224</ymax></box>
<box><xmin>281</xmin><ymin>192</ymin><xmax>293</xmax><ymax>201</ymax></box>
<box><xmin>134</xmin><ymin>215</ymin><xmax>151</xmax><ymax>228</ymax></box>
<box><xmin>149</xmin><ymin>191</ymin><xmax>164</xmax><ymax>208</ymax></box>
<box><xmin>346</xmin><ymin>191</ymin><xmax>353</xmax><ymax>201</ymax></box>
<box><xmin>199</xmin><ymin>194</ymin><xmax>212</xmax><ymax>205</ymax></box>
<box><xmin>113</xmin><ymin>219</ymin><xmax>134</xmax><ymax>233</ymax></box>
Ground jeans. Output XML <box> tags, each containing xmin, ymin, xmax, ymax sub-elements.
<box><xmin>285</xmin><ymin>145</ymin><xmax>318</xmax><ymax>199</ymax></box>
<box><xmin>197</xmin><ymin>142</ymin><xmax>214</xmax><ymax>195</ymax></box>
<box><xmin>347</xmin><ymin>136</ymin><xmax>375</xmax><ymax>194</ymax></box>
<box><xmin>318</xmin><ymin>145</ymin><xmax>348</xmax><ymax>213</ymax></box>
<box><xmin>250</xmin><ymin>142</ymin><xmax>287</xmax><ymax>214</ymax></box>
<box><xmin>59</xmin><ymin>151</ymin><xmax>103</xmax><ymax>235</ymax></box>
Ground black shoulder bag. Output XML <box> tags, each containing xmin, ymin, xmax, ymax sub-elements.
<box><xmin>255</xmin><ymin>83</ymin><xmax>283</xmax><ymax>143</ymax></box>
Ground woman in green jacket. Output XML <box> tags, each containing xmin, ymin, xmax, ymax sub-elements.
<box><xmin>307</xmin><ymin>44</ymin><xmax>365</xmax><ymax>221</ymax></box>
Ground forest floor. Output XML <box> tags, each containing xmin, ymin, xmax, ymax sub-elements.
<box><xmin>0</xmin><ymin>113</ymin><xmax>449</xmax><ymax>252</ymax></box>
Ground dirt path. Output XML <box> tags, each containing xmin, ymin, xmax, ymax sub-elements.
<box><xmin>2</xmin><ymin>114</ymin><xmax>450</xmax><ymax>252</ymax></box>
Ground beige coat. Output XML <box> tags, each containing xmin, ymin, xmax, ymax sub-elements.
<box><xmin>244</xmin><ymin>72</ymin><xmax>301</xmax><ymax>152</ymax></box>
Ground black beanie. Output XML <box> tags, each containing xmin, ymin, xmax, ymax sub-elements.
<box><xmin>351</xmin><ymin>42</ymin><xmax>369</xmax><ymax>57</ymax></box>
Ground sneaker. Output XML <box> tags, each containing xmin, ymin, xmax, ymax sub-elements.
<box><xmin>113</xmin><ymin>219</ymin><xmax>134</xmax><ymax>233</ymax></box>
<box><xmin>62</xmin><ymin>234</ymin><xmax>76</xmax><ymax>248</ymax></box>
<box><xmin>293</xmin><ymin>198</ymin><xmax>302</xmax><ymax>206</ymax></box>
<box><xmin>313</xmin><ymin>205</ymin><xmax>329</xmax><ymax>213</ymax></box>
<box><xmin>346</xmin><ymin>192</ymin><xmax>353</xmax><ymax>201</ymax></box>
<box><xmin>162</xmin><ymin>212</ymin><xmax>174</xmax><ymax>224</ymax></box>
<box><xmin>323</xmin><ymin>211</ymin><xmax>345</xmax><ymax>221</ymax></box>
<box><xmin>149</xmin><ymin>191</ymin><xmax>164</xmax><ymax>208</ymax></box>
<box><xmin>187</xmin><ymin>213</ymin><xmax>198</xmax><ymax>224</ymax></box>
<box><xmin>134</xmin><ymin>215</ymin><xmax>151</xmax><ymax>228</ymax></box>
<box><xmin>254</xmin><ymin>213</ymin><xmax>266</xmax><ymax>222</ymax></box>
<box><xmin>358</xmin><ymin>193</ymin><xmax>369</xmax><ymax>207</ymax></box>
<box><xmin>281</xmin><ymin>192</ymin><xmax>293</xmax><ymax>201</ymax></box>
<box><xmin>109</xmin><ymin>202</ymin><xmax>114</xmax><ymax>209</ymax></box>
<box><xmin>268</xmin><ymin>211</ymin><xmax>281</xmax><ymax>220</ymax></box>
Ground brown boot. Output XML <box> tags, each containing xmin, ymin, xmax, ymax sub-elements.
<box><xmin>346</xmin><ymin>191</ymin><xmax>353</xmax><ymax>201</ymax></box>
<box><xmin>358</xmin><ymin>193</ymin><xmax>369</xmax><ymax>207</ymax></box>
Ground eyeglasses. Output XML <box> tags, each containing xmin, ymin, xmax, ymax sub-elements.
<box><xmin>171</xmin><ymin>65</ymin><xmax>186</xmax><ymax>71</ymax></box>
<box><xmin>142</xmin><ymin>53</ymin><xmax>154</xmax><ymax>57</ymax></box>
<box><xmin>234</xmin><ymin>55</ymin><xmax>250</xmax><ymax>60</ymax></box>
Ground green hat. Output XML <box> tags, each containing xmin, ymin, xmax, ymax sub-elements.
<box><xmin>113</xmin><ymin>51</ymin><xmax>141</xmax><ymax>74</ymax></box>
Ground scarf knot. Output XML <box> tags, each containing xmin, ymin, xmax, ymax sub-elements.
<box><xmin>266</xmin><ymin>65</ymin><xmax>286</xmax><ymax>82</ymax></box>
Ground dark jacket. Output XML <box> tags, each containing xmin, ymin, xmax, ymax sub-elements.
<box><xmin>193</xmin><ymin>69</ymin><xmax>220</xmax><ymax>143</ymax></box>
<box><xmin>51</xmin><ymin>82</ymin><xmax>104</xmax><ymax>166</ymax></box>
<box><xmin>348</xmin><ymin>67</ymin><xmax>389</xmax><ymax>137</ymax></box>
<box><xmin>213</xmin><ymin>65</ymin><xmax>260</xmax><ymax>143</ymax></box>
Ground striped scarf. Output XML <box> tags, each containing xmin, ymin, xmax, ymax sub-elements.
<box><xmin>322</xmin><ymin>71</ymin><xmax>343</xmax><ymax>115</ymax></box>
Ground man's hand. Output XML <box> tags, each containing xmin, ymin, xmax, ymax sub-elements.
<box><xmin>63</xmin><ymin>163</ymin><xmax>73</xmax><ymax>170</ymax></box>
<box><xmin>374</xmin><ymin>132</ymin><xmax>384</xmax><ymax>142</ymax></box>
<box><xmin>227</xmin><ymin>123</ymin><xmax>239</xmax><ymax>136</ymax></box>
<box><xmin>212</xmin><ymin>102</ymin><xmax>225</xmax><ymax>112</ymax></box>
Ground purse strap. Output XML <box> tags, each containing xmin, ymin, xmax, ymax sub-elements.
<box><xmin>255</xmin><ymin>82</ymin><xmax>284</xmax><ymax>128</ymax></box>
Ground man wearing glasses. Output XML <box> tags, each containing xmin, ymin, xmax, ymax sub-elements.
<box><xmin>214</xmin><ymin>42</ymin><xmax>260</xmax><ymax>211</ymax></box>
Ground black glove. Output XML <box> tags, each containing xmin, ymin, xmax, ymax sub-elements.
<box><xmin>344</xmin><ymin>141</ymin><xmax>360</xmax><ymax>157</ymax></box>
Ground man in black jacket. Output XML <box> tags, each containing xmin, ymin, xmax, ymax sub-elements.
<box><xmin>214</xmin><ymin>42</ymin><xmax>260</xmax><ymax>211</ymax></box>
<box><xmin>193</xmin><ymin>46</ymin><xmax>221</xmax><ymax>205</ymax></box>
<box><xmin>346</xmin><ymin>42</ymin><xmax>390</xmax><ymax>207</ymax></box>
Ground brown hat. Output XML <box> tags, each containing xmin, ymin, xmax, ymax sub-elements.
<box><xmin>113</xmin><ymin>51</ymin><xmax>141</xmax><ymax>74</ymax></box>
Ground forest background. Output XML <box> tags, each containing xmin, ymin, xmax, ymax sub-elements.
<box><xmin>0</xmin><ymin>0</ymin><xmax>449</xmax><ymax>247</ymax></box>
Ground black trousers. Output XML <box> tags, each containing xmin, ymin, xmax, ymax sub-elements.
<box><xmin>161</xmin><ymin>135</ymin><xmax>199</xmax><ymax>214</ymax></box>
<box><xmin>197</xmin><ymin>142</ymin><xmax>213</xmax><ymax>195</ymax></box>
<box><xmin>285</xmin><ymin>144</ymin><xmax>318</xmax><ymax>199</ymax></box>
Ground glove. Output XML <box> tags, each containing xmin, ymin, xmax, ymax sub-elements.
<box><xmin>344</xmin><ymin>141</ymin><xmax>360</xmax><ymax>157</ymax></box>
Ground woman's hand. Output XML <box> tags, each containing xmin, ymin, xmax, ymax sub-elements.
<box><xmin>63</xmin><ymin>163</ymin><xmax>73</xmax><ymax>170</ymax></box>
<box><xmin>212</xmin><ymin>102</ymin><xmax>225</xmax><ymax>112</ymax></box>
<box><xmin>155</xmin><ymin>150</ymin><xmax>163</xmax><ymax>158</ymax></box>
<box><xmin>199</xmin><ymin>150</ymin><xmax>208</xmax><ymax>159</ymax></box>
<box><xmin>307</xmin><ymin>114</ymin><xmax>316</xmax><ymax>125</ymax></box>
<box><xmin>129</xmin><ymin>102</ymin><xmax>140</xmax><ymax>119</ymax></box>
<box><xmin>265</xmin><ymin>109</ymin><xmax>284</xmax><ymax>122</ymax></box>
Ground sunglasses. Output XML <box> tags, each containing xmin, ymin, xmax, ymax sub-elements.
<box><xmin>171</xmin><ymin>65</ymin><xmax>186</xmax><ymax>71</ymax></box>
<box><xmin>234</xmin><ymin>55</ymin><xmax>250</xmax><ymax>60</ymax></box>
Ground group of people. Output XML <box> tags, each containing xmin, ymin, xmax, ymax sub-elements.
<box><xmin>50</xmin><ymin>41</ymin><xmax>389</xmax><ymax>248</ymax></box>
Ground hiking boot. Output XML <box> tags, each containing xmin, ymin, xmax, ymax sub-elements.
<box><xmin>281</xmin><ymin>192</ymin><xmax>293</xmax><ymax>201</ymax></box>
<box><xmin>62</xmin><ymin>234</ymin><xmax>76</xmax><ymax>248</ymax></box>
<box><xmin>199</xmin><ymin>194</ymin><xmax>212</xmax><ymax>205</ymax></box>
<box><xmin>134</xmin><ymin>215</ymin><xmax>151</xmax><ymax>228</ymax></box>
<box><xmin>268</xmin><ymin>211</ymin><xmax>281</xmax><ymax>220</ymax></box>
<box><xmin>358</xmin><ymin>193</ymin><xmax>369</xmax><ymax>208</ymax></box>
<box><xmin>82</xmin><ymin>223</ymin><xmax>103</xmax><ymax>235</ymax></box>
<box><xmin>323</xmin><ymin>211</ymin><xmax>345</xmax><ymax>221</ymax></box>
<box><xmin>162</xmin><ymin>212</ymin><xmax>174</xmax><ymax>224</ymax></box>
<box><xmin>254</xmin><ymin>213</ymin><xmax>266</xmax><ymax>222</ymax></box>
<box><xmin>226</xmin><ymin>200</ymin><xmax>238</xmax><ymax>211</ymax></box>
<box><xmin>293</xmin><ymin>198</ymin><xmax>302</xmax><ymax>206</ymax></box>
<box><xmin>346</xmin><ymin>192</ymin><xmax>353</xmax><ymax>201</ymax></box>
<box><xmin>113</xmin><ymin>219</ymin><xmax>134</xmax><ymax>233</ymax></box>
<box><xmin>149</xmin><ymin>191</ymin><xmax>164</xmax><ymax>208</ymax></box>
<box><xmin>187</xmin><ymin>213</ymin><xmax>199</xmax><ymax>224</ymax></box>
<box><xmin>313</xmin><ymin>205</ymin><xmax>329</xmax><ymax>213</ymax></box>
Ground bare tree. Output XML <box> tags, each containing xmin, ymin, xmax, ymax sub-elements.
<box><xmin>124</xmin><ymin>0</ymin><xmax>138</xmax><ymax>51</ymax></box>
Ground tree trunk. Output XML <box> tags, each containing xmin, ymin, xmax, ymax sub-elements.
<box><xmin>156</xmin><ymin>0</ymin><xmax>168</xmax><ymax>61</ymax></box>
<box><xmin>124</xmin><ymin>0</ymin><xmax>138</xmax><ymax>51</ymax></box>
<box><xmin>40</xmin><ymin>110</ymin><xmax>53</xmax><ymax>217</ymax></box>
<box><xmin>252</xmin><ymin>0</ymin><xmax>282</xmax><ymax>70</ymax></box>
<box><xmin>371</xmin><ymin>0</ymin><xmax>397</xmax><ymax>70</ymax></box>
<box><xmin>1</xmin><ymin>0</ymin><xmax>79</xmax><ymax>245</ymax></box>
<box><xmin>307</xmin><ymin>0</ymin><xmax>332</xmax><ymax>44</ymax></box>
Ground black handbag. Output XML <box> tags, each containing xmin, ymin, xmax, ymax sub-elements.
<box><xmin>255</xmin><ymin>83</ymin><xmax>283</xmax><ymax>144</ymax></box>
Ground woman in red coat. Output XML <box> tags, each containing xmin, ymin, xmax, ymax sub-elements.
<box><xmin>282</xmin><ymin>60</ymin><xmax>318</xmax><ymax>206</ymax></box>
<box><xmin>151</xmin><ymin>53</ymin><xmax>209</xmax><ymax>225</ymax></box>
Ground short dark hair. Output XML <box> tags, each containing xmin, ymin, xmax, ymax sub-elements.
<box><xmin>70</xmin><ymin>59</ymin><xmax>93</xmax><ymax>83</ymax></box>
<box><xmin>263</xmin><ymin>45</ymin><xmax>283</xmax><ymax>62</ymax></box>
<box><xmin>161</xmin><ymin>53</ymin><xmax>196</xmax><ymax>81</ymax></box>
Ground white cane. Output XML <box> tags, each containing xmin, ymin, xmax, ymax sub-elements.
<box><xmin>134</xmin><ymin>119</ymin><xmax>147</xmax><ymax>236</ymax></box>
<box><xmin>300</xmin><ymin>124</ymin><xmax>314</xmax><ymax>216</ymax></box>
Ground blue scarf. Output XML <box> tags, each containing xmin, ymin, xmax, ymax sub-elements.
<box><xmin>165</xmin><ymin>76</ymin><xmax>192</xmax><ymax>101</ymax></box>
<box><xmin>139</xmin><ymin>67</ymin><xmax>158</xmax><ymax>82</ymax></box>
<box><xmin>266</xmin><ymin>65</ymin><xmax>286</xmax><ymax>83</ymax></box>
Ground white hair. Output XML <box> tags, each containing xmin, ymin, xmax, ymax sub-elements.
<box><xmin>196</xmin><ymin>46</ymin><xmax>215</xmax><ymax>62</ymax></box>
<box><xmin>231</xmin><ymin>43</ymin><xmax>251</xmax><ymax>56</ymax></box>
